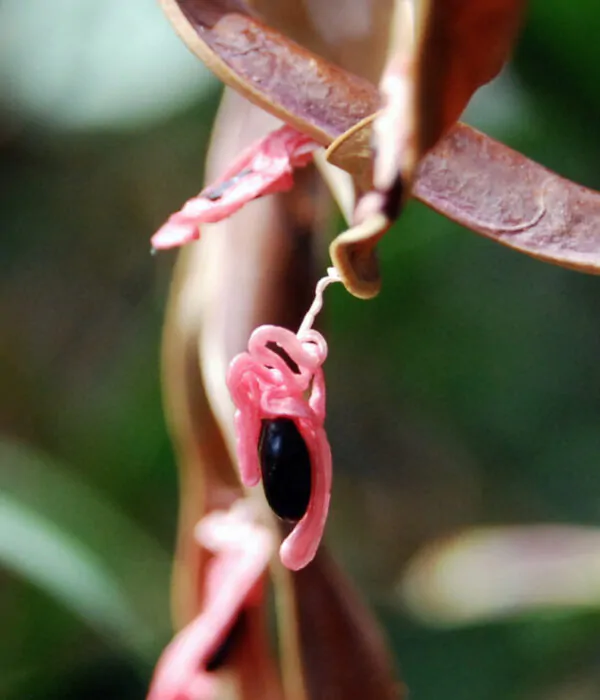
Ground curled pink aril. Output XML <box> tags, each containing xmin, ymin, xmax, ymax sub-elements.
<box><xmin>151</xmin><ymin>125</ymin><xmax>318</xmax><ymax>250</ymax></box>
<box><xmin>147</xmin><ymin>505</ymin><xmax>273</xmax><ymax>700</ymax></box>
<box><xmin>226</xmin><ymin>271</ymin><xmax>340</xmax><ymax>570</ymax></box>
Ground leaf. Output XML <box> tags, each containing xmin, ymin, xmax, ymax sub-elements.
<box><xmin>0</xmin><ymin>436</ymin><xmax>175</xmax><ymax>661</ymax></box>
<box><xmin>0</xmin><ymin>494</ymin><xmax>154</xmax><ymax>656</ymax></box>
<box><xmin>399</xmin><ymin>525</ymin><xmax>600</xmax><ymax>626</ymax></box>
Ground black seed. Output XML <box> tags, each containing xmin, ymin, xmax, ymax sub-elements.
<box><xmin>258</xmin><ymin>418</ymin><xmax>312</xmax><ymax>521</ymax></box>
<box><xmin>205</xmin><ymin>612</ymin><xmax>246</xmax><ymax>672</ymax></box>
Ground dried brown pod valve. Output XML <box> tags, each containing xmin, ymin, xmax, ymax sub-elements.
<box><xmin>159</xmin><ymin>0</ymin><xmax>600</xmax><ymax>299</ymax></box>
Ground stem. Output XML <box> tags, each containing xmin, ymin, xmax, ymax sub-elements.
<box><xmin>297</xmin><ymin>267</ymin><xmax>341</xmax><ymax>335</ymax></box>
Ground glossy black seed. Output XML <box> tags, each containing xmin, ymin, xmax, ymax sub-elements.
<box><xmin>258</xmin><ymin>418</ymin><xmax>311</xmax><ymax>522</ymax></box>
<box><xmin>205</xmin><ymin>612</ymin><xmax>246</xmax><ymax>672</ymax></box>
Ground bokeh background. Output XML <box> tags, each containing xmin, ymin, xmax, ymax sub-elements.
<box><xmin>2</xmin><ymin>1</ymin><xmax>600</xmax><ymax>699</ymax></box>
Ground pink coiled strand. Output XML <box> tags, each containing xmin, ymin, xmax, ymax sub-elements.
<box><xmin>227</xmin><ymin>269</ymin><xmax>341</xmax><ymax>570</ymax></box>
<box><xmin>151</xmin><ymin>125</ymin><xmax>318</xmax><ymax>251</ymax></box>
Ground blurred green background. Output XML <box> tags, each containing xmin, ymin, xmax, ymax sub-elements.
<box><xmin>2</xmin><ymin>1</ymin><xmax>600</xmax><ymax>699</ymax></box>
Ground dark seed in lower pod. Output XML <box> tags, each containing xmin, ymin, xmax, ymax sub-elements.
<box><xmin>258</xmin><ymin>418</ymin><xmax>312</xmax><ymax>521</ymax></box>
